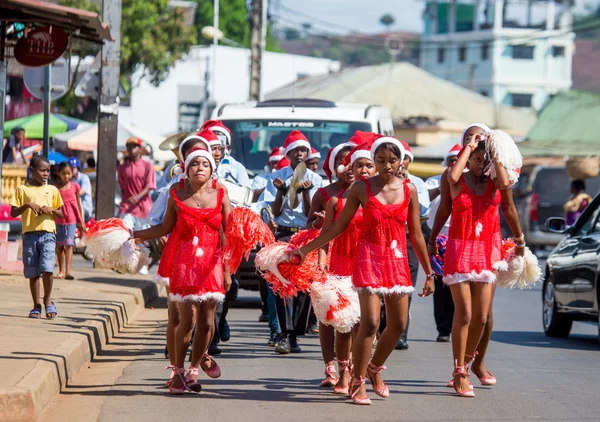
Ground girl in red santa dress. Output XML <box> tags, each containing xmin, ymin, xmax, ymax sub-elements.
<box><xmin>318</xmin><ymin>139</ymin><xmax>377</xmax><ymax>395</ymax></box>
<box><xmin>443</xmin><ymin>133</ymin><xmax>513</xmax><ymax>398</ymax></box>
<box><xmin>290</xmin><ymin>136</ymin><xmax>435</xmax><ymax>405</ymax></box>
<box><xmin>134</xmin><ymin>147</ymin><xmax>232</xmax><ymax>395</ymax></box>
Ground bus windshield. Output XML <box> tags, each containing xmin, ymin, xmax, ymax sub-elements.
<box><xmin>222</xmin><ymin>119</ymin><xmax>372</xmax><ymax>174</ymax></box>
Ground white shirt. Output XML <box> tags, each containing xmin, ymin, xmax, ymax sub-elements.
<box><xmin>407</xmin><ymin>171</ymin><xmax>430</xmax><ymax>217</ymax></box>
<box><xmin>216</xmin><ymin>154</ymin><xmax>251</xmax><ymax>188</ymax></box>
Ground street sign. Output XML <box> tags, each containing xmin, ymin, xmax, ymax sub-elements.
<box><xmin>14</xmin><ymin>26</ymin><xmax>68</xmax><ymax>67</ymax></box>
<box><xmin>23</xmin><ymin>57</ymin><xmax>69</xmax><ymax>101</ymax></box>
<box><xmin>75</xmin><ymin>53</ymin><xmax>126</xmax><ymax>98</ymax></box>
<box><xmin>178</xmin><ymin>102</ymin><xmax>202</xmax><ymax>132</ymax></box>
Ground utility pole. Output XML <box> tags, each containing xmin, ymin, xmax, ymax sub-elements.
<box><xmin>249</xmin><ymin>0</ymin><xmax>266</xmax><ymax>101</ymax></box>
<box><xmin>96</xmin><ymin>0</ymin><xmax>122</xmax><ymax>219</ymax></box>
<box><xmin>0</xmin><ymin>22</ymin><xmax>7</xmax><ymax>201</ymax></box>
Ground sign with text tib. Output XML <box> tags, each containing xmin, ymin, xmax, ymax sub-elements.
<box><xmin>14</xmin><ymin>26</ymin><xmax>69</xmax><ymax>67</ymax></box>
<box><xmin>178</xmin><ymin>102</ymin><xmax>203</xmax><ymax>132</ymax></box>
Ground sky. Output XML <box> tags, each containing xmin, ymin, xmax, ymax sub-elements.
<box><xmin>277</xmin><ymin>0</ymin><xmax>600</xmax><ymax>35</ymax></box>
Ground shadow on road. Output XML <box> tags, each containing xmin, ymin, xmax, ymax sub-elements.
<box><xmin>492</xmin><ymin>330</ymin><xmax>599</xmax><ymax>351</ymax></box>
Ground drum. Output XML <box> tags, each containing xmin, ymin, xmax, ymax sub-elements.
<box><xmin>220</xmin><ymin>179</ymin><xmax>253</xmax><ymax>207</ymax></box>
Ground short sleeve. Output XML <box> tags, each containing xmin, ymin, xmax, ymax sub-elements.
<box><xmin>73</xmin><ymin>182</ymin><xmax>81</xmax><ymax>194</ymax></box>
<box><xmin>52</xmin><ymin>187</ymin><xmax>64</xmax><ymax>209</ymax></box>
<box><xmin>9</xmin><ymin>185</ymin><xmax>24</xmax><ymax>207</ymax></box>
<box><xmin>146</xmin><ymin>162</ymin><xmax>157</xmax><ymax>190</ymax></box>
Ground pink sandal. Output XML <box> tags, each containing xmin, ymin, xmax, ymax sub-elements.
<box><xmin>349</xmin><ymin>377</ymin><xmax>371</xmax><ymax>405</ymax></box>
<box><xmin>185</xmin><ymin>367</ymin><xmax>203</xmax><ymax>393</ymax></box>
<box><xmin>472</xmin><ymin>366</ymin><xmax>497</xmax><ymax>386</ymax></box>
<box><xmin>319</xmin><ymin>363</ymin><xmax>338</xmax><ymax>387</ymax></box>
<box><xmin>164</xmin><ymin>365</ymin><xmax>175</xmax><ymax>388</ymax></box>
<box><xmin>201</xmin><ymin>353</ymin><xmax>221</xmax><ymax>379</ymax></box>
<box><xmin>366</xmin><ymin>361</ymin><xmax>389</xmax><ymax>398</ymax></box>
<box><xmin>452</xmin><ymin>360</ymin><xmax>475</xmax><ymax>398</ymax></box>
<box><xmin>168</xmin><ymin>367</ymin><xmax>188</xmax><ymax>395</ymax></box>
<box><xmin>333</xmin><ymin>360</ymin><xmax>351</xmax><ymax>395</ymax></box>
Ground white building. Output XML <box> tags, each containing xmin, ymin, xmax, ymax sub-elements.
<box><xmin>130</xmin><ymin>45</ymin><xmax>341</xmax><ymax>136</ymax></box>
<box><xmin>420</xmin><ymin>0</ymin><xmax>574</xmax><ymax>110</ymax></box>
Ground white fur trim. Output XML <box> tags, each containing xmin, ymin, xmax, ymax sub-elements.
<box><xmin>169</xmin><ymin>292</ymin><xmax>225</xmax><ymax>303</ymax></box>
<box><xmin>328</xmin><ymin>143</ymin><xmax>349</xmax><ymax>175</ymax></box>
<box><xmin>284</xmin><ymin>140</ymin><xmax>311</xmax><ymax>156</ymax></box>
<box><xmin>443</xmin><ymin>270</ymin><xmax>497</xmax><ymax>285</ymax></box>
<box><xmin>179</xmin><ymin>135</ymin><xmax>211</xmax><ymax>159</ymax></box>
<box><xmin>356</xmin><ymin>285</ymin><xmax>415</xmax><ymax>296</ymax></box>
<box><xmin>208</xmin><ymin>126</ymin><xmax>231</xmax><ymax>145</ymax></box>
<box><xmin>461</xmin><ymin>123</ymin><xmax>492</xmax><ymax>142</ymax></box>
<box><xmin>405</xmin><ymin>150</ymin><xmax>414</xmax><ymax>162</ymax></box>
<box><xmin>492</xmin><ymin>260</ymin><xmax>509</xmax><ymax>272</ymax></box>
<box><xmin>371</xmin><ymin>137</ymin><xmax>405</xmax><ymax>163</ymax></box>
<box><xmin>154</xmin><ymin>274</ymin><xmax>170</xmax><ymax>286</ymax></box>
<box><xmin>184</xmin><ymin>149</ymin><xmax>215</xmax><ymax>178</ymax></box>
<box><xmin>269</xmin><ymin>154</ymin><xmax>284</xmax><ymax>163</ymax></box>
<box><xmin>350</xmin><ymin>150</ymin><xmax>371</xmax><ymax>166</ymax></box>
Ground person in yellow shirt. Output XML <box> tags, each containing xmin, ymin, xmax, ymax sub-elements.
<box><xmin>10</xmin><ymin>155</ymin><xmax>63</xmax><ymax>319</ymax></box>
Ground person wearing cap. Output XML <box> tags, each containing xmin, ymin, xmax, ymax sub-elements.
<box><xmin>69</xmin><ymin>157</ymin><xmax>94</xmax><ymax>222</ymax></box>
<box><xmin>305</xmin><ymin>148</ymin><xmax>321</xmax><ymax>173</ymax></box>
<box><xmin>263</xmin><ymin>130</ymin><xmax>323</xmax><ymax>354</ymax></box>
<box><xmin>201</xmin><ymin>120</ymin><xmax>252</xmax><ymax>188</ymax></box>
<box><xmin>424</xmin><ymin>144</ymin><xmax>461</xmax><ymax>343</ymax></box>
<box><xmin>251</xmin><ymin>147</ymin><xmax>285</xmax><ymax>203</ymax></box>
<box><xmin>117</xmin><ymin>137</ymin><xmax>156</xmax><ymax>240</ymax></box>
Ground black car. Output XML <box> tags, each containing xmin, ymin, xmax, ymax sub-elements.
<box><xmin>543</xmin><ymin>194</ymin><xmax>600</xmax><ymax>340</ymax></box>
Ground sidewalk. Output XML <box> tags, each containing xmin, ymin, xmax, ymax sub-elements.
<box><xmin>0</xmin><ymin>267</ymin><xmax>161</xmax><ymax>422</ymax></box>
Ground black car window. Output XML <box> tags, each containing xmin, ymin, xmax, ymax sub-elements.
<box><xmin>533</xmin><ymin>168</ymin><xmax>570</xmax><ymax>200</ymax></box>
<box><xmin>572</xmin><ymin>197</ymin><xmax>600</xmax><ymax>236</ymax></box>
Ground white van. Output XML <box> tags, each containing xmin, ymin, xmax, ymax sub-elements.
<box><xmin>212</xmin><ymin>98</ymin><xmax>394</xmax><ymax>176</ymax></box>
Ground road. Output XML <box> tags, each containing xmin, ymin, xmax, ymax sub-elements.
<box><xmin>41</xmin><ymin>258</ymin><xmax>600</xmax><ymax>422</ymax></box>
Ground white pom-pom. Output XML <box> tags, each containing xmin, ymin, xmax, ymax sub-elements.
<box><xmin>390</xmin><ymin>240</ymin><xmax>398</xmax><ymax>249</ymax></box>
<box><xmin>495</xmin><ymin>246</ymin><xmax>541</xmax><ymax>289</ymax></box>
<box><xmin>336</xmin><ymin>164</ymin><xmax>347</xmax><ymax>174</ymax></box>
<box><xmin>485</xmin><ymin>130</ymin><xmax>523</xmax><ymax>186</ymax></box>
<box><xmin>173</xmin><ymin>165</ymin><xmax>183</xmax><ymax>175</ymax></box>
<box><xmin>192</xmin><ymin>236</ymin><xmax>199</xmax><ymax>246</ymax></box>
<box><xmin>475</xmin><ymin>222</ymin><xmax>483</xmax><ymax>238</ymax></box>
<box><xmin>394</xmin><ymin>249</ymin><xmax>403</xmax><ymax>258</ymax></box>
<box><xmin>196</xmin><ymin>247</ymin><xmax>204</xmax><ymax>257</ymax></box>
<box><xmin>310</xmin><ymin>276</ymin><xmax>360</xmax><ymax>333</ymax></box>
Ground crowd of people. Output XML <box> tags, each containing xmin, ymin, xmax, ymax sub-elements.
<box><xmin>9</xmin><ymin>119</ymin><xmax>529</xmax><ymax>404</ymax></box>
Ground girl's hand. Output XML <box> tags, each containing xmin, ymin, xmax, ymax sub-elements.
<box><xmin>317</xmin><ymin>262</ymin><xmax>327</xmax><ymax>272</ymax></box>
<box><xmin>466</xmin><ymin>134</ymin><xmax>480</xmax><ymax>151</ymax></box>
<box><xmin>40</xmin><ymin>206</ymin><xmax>55</xmax><ymax>214</ymax></box>
<box><xmin>313</xmin><ymin>210</ymin><xmax>326</xmax><ymax>224</ymax></box>
<box><xmin>27</xmin><ymin>202</ymin><xmax>43</xmax><ymax>214</ymax></box>
<box><xmin>427</xmin><ymin>239</ymin><xmax>438</xmax><ymax>256</ymax></box>
<box><xmin>515</xmin><ymin>245</ymin><xmax>525</xmax><ymax>257</ymax></box>
<box><xmin>286</xmin><ymin>247</ymin><xmax>305</xmax><ymax>265</ymax></box>
<box><xmin>76</xmin><ymin>222</ymin><xmax>86</xmax><ymax>234</ymax></box>
<box><xmin>418</xmin><ymin>274</ymin><xmax>435</xmax><ymax>297</ymax></box>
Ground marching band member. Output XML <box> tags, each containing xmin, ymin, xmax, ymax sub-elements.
<box><xmin>305</xmin><ymin>148</ymin><xmax>321</xmax><ymax>172</ymax></box>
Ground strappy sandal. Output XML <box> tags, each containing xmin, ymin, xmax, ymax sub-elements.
<box><xmin>333</xmin><ymin>360</ymin><xmax>351</xmax><ymax>395</ymax></box>
<box><xmin>349</xmin><ymin>377</ymin><xmax>371</xmax><ymax>405</ymax></box>
<box><xmin>169</xmin><ymin>367</ymin><xmax>188</xmax><ymax>395</ymax></box>
<box><xmin>29</xmin><ymin>305</ymin><xmax>42</xmax><ymax>319</ymax></box>
<box><xmin>319</xmin><ymin>363</ymin><xmax>338</xmax><ymax>387</ymax></box>
<box><xmin>164</xmin><ymin>365</ymin><xmax>175</xmax><ymax>388</ymax></box>
<box><xmin>200</xmin><ymin>353</ymin><xmax>221</xmax><ymax>379</ymax></box>
<box><xmin>469</xmin><ymin>352</ymin><xmax>497</xmax><ymax>386</ymax></box>
<box><xmin>185</xmin><ymin>367</ymin><xmax>203</xmax><ymax>393</ymax></box>
<box><xmin>366</xmin><ymin>361</ymin><xmax>389</xmax><ymax>398</ymax></box>
<box><xmin>446</xmin><ymin>353</ymin><xmax>475</xmax><ymax>390</ymax></box>
<box><xmin>45</xmin><ymin>302</ymin><xmax>58</xmax><ymax>319</ymax></box>
<box><xmin>452</xmin><ymin>360</ymin><xmax>475</xmax><ymax>398</ymax></box>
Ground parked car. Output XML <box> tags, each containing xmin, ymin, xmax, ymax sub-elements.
<box><xmin>508</xmin><ymin>165</ymin><xmax>600</xmax><ymax>251</ymax></box>
<box><xmin>213</xmin><ymin>98</ymin><xmax>395</xmax><ymax>290</ymax></box>
<box><xmin>543</xmin><ymin>193</ymin><xmax>600</xmax><ymax>340</ymax></box>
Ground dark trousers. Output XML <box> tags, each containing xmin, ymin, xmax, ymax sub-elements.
<box><xmin>274</xmin><ymin>228</ymin><xmax>312</xmax><ymax>338</ymax></box>
<box><xmin>212</xmin><ymin>280</ymin><xmax>237</xmax><ymax>345</ymax></box>
<box><xmin>433</xmin><ymin>274</ymin><xmax>454</xmax><ymax>336</ymax></box>
<box><xmin>259</xmin><ymin>278</ymin><xmax>269</xmax><ymax>316</ymax></box>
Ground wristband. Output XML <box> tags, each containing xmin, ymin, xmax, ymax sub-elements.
<box><xmin>426</xmin><ymin>272</ymin><xmax>435</xmax><ymax>279</ymax></box>
<box><xmin>514</xmin><ymin>234</ymin><xmax>525</xmax><ymax>242</ymax></box>
<box><xmin>516</xmin><ymin>242</ymin><xmax>526</xmax><ymax>249</ymax></box>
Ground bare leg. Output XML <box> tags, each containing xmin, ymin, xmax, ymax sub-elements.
<box><xmin>471</xmin><ymin>284</ymin><xmax>496</xmax><ymax>378</ymax></box>
<box><xmin>167</xmin><ymin>297</ymin><xmax>180</xmax><ymax>367</ymax></box>
<box><xmin>319</xmin><ymin>323</ymin><xmax>336</xmax><ymax>364</ymax></box>
<box><xmin>464</xmin><ymin>283</ymin><xmax>494</xmax><ymax>363</ymax></box>
<box><xmin>29</xmin><ymin>277</ymin><xmax>41</xmax><ymax>307</ymax></box>
<box><xmin>350</xmin><ymin>291</ymin><xmax>381</xmax><ymax>400</ymax></box>
<box><xmin>64</xmin><ymin>246</ymin><xmax>74</xmax><ymax>276</ymax></box>
<box><xmin>334</xmin><ymin>330</ymin><xmax>353</xmax><ymax>391</ymax></box>
<box><xmin>449</xmin><ymin>283</ymin><xmax>472</xmax><ymax>392</ymax></box>
<box><xmin>191</xmin><ymin>300</ymin><xmax>217</xmax><ymax>369</ymax></box>
<box><xmin>56</xmin><ymin>246</ymin><xmax>65</xmax><ymax>276</ymax></box>
<box><xmin>370</xmin><ymin>293</ymin><xmax>409</xmax><ymax>389</ymax></box>
<box><xmin>172</xmin><ymin>302</ymin><xmax>195</xmax><ymax>389</ymax></box>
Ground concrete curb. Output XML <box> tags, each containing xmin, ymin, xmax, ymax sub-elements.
<box><xmin>0</xmin><ymin>276</ymin><xmax>159</xmax><ymax>422</ymax></box>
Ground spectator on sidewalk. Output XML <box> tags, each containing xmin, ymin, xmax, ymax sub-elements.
<box><xmin>10</xmin><ymin>155</ymin><xmax>63</xmax><ymax>319</ymax></box>
<box><xmin>83</xmin><ymin>157</ymin><xmax>96</xmax><ymax>174</ymax></box>
<box><xmin>2</xmin><ymin>126</ymin><xmax>27</xmax><ymax>164</ymax></box>
<box><xmin>118</xmin><ymin>137</ymin><xmax>156</xmax><ymax>274</ymax></box>
<box><xmin>564</xmin><ymin>180</ymin><xmax>592</xmax><ymax>226</ymax></box>
<box><xmin>69</xmin><ymin>157</ymin><xmax>94</xmax><ymax>222</ymax></box>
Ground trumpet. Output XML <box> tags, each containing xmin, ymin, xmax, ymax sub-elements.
<box><xmin>159</xmin><ymin>131</ymin><xmax>193</xmax><ymax>161</ymax></box>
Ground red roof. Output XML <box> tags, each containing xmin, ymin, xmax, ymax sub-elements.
<box><xmin>1</xmin><ymin>0</ymin><xmax>111</xmax><ymax>43</ymax></box>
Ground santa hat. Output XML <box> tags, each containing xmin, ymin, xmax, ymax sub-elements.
<box><xmin>268</xmin><ymin>147</ymin><xmax>285</xmax><ymax>163</ymax></box>
<box><xmin>322</xmin><ymin>143</ymin><xmax>350</xmax><ymax>182</ymax></box>
<box><xmin>173</xmin><ymin>131</ymin><xmax>216</xmax><ymax>175</ymax></box>
<box><xmin>183</xmin><ymin>146</ymin><xmax>216</xmax><ymax>178</ymax></box>
<box><xmin>347</xmin><ymin>130</ymin><xmax>378</xmax><ymax>147</ymax></box>
<box><xmin>307</xmin><ymin>148</ymin><xmax>321</xmax><ymax>161</ymax></box>
<box><xmin>283</xmin><ymin>130</ymin><xmax>311</xmax><ymax>156</ymax></box>
<box><xmin>338</xmin><ymin>138</ymin><xmax>376</xmax><ymax>174</ymax></box>
<box><xmin>400</xmin><ymin>140</ymin><xmax>414</xmax><ymax>162</ymax></box>
<box><xmin>462</xmin><ymin>123</ymin><xmax>492</xmax><ymax>143</ymax></box>
<box><xmin>441</xmin><ymin>144</ymin><xmax>462</xmax><ymax>167</ymax></box>
<box><xmin>370</xmin><ymin>136</ymin><xmax>405</xmax><ymax>163</ymax></box>
<box><xmin>201</xmin><ymin>120</ymin><xmax>231</xmax><ymax>146</ymax></box>
<box><xmin>275</xmin><ymin>157</ymin><xmax>290</xmax><ymax>170</ymax></box>
<box><xmin>197</xmin><ymin>128</ymin><xmax>223</xmax><ymax>148</ymax></box>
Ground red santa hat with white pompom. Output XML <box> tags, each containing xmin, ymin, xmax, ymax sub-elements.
<box><xmin>173</xmin><ymin>129</ymin><xmax>220</xmax><ymax>176</ymax></box>
<box><xmin>307</xmin><ymin>148</ymin><xmax>321</xmax><ymax>160</ymax></box>
<box><xmin>442</xmin><ymin>144</ymin><xmax>462</xmax><ymax>167</ymax></box>
<box><xmin>282</xmin><ymin>130</ymin><xmax>311</xmax><ymax>156</ymax></box>
<box><xmin>268</xmin><ymin>147</ymin><xmax>285</xmax><ymax>163</ymax></box>
<box><xmin>336</xmin><ymin>132</ymin><xmax>379</xmax><ymax>174</ymax></box>
<box><xmin>322</xmin><ymin>143</ymin><xmax>350</xmax><ymax>182</ymax></box>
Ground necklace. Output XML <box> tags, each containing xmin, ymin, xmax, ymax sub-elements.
<box><xmin>466</xmin><ymin>172</ymin><xmax>486</xmax><ymax>196</ymax></box>
<box><xmin>188</xmin><ymin>185</ymin><xmax>206</xmax><ymax>207</ymax></box>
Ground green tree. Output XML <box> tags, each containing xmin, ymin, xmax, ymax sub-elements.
<box><xmin>195</xmin><ymin>0</ymin><xmax>249</xmax><ymax>46</ymax></box>
<box><xmin>379</xmin><ymin>13</ymin><xmax>396</xmax><ymax>30</ymax></box>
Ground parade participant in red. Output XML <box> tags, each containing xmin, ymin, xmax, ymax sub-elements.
<box><xmin>289</xmin><ymin>136</ymin><xmax>435</xmax><ymax>405</ymax></box>
<box><xmin>318</xmin><ymin>139</ymin><xmax>377</xmax><ymax>394</ymax></box>
<box><xmin>134</xmin><ymin>147</ymin><xmax>233</xmax><ymax>395</ymax></box>
<box><xmin>443</xmin><ymin>132</ymin><xmax>512</xmax><ymax>398</ymax></box>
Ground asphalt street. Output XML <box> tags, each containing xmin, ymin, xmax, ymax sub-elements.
<box><xmin>78</xmin><ymin>263</ymin><xmax>600</xmax><ymax>422</ymax></box>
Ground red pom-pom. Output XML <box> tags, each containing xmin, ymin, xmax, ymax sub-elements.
<box><xmin>255</xmin><ymin>242</ymin><xmax>326</xmax><ymax>299</ymax></box>
<box><xmin>289</xmin><ymin>228</ymin><xmax>320</xmax><ymax>248</ymax></box>
<box><xmin>224</xmin><ymin>207</ymin><xmax>275</xmax><ymax>273</ymax></box>
<box><xmin>502</xmin><ymin>238</ymin><xmax>516</xmax><ymax>259</ymax></box>
<box><xmin>84</xmin><ymin>218</ymin><xmax>130</xmax><ymax>239</ymax></box>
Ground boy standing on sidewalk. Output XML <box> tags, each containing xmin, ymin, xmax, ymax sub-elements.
<box><xmin>10</xmin><ymin>155</ymin><xmax>63</xmax><ymax>319</ymax></box>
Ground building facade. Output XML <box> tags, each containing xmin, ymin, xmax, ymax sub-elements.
<box><xmin>420</xmin><ymin>0</ymin><xmax>574</xmax><ymax>110</ymax></box>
